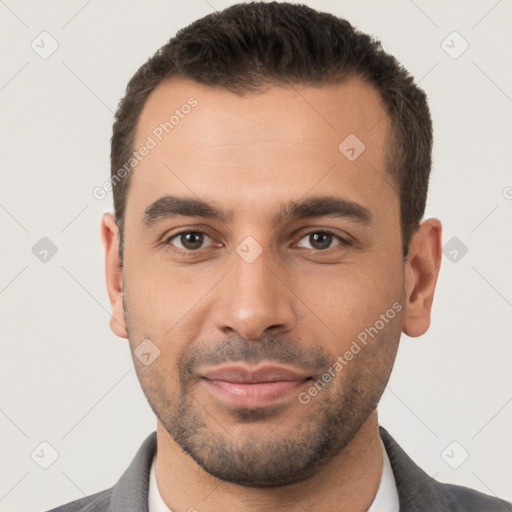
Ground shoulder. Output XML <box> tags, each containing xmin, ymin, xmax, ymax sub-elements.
<box><xmin>40</xmin><ymin>431</ymin><xmax>156</xmax><ymax>512</ymax></box>
<box><xmin>379</xmin><ymin>426</ymin><xmax>512</xmax><ymax>511</ymax></box>
<box><xmin>434</xmin><ymin>481</ymin><xmax>512</xmax><ymax>512</ymax></box>
<box><xmin>42</xmin><ymin>488</ymin><xmax>111</xmax><ymax>512</ymax></box>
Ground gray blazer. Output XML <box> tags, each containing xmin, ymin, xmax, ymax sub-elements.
<box><xmin>44</xmin><ymin>427</ymin><xmax>512</xmax><ymax>511</ymax></box>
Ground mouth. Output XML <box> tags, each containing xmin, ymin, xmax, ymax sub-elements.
<box><xmin>199</xmin><ymin>364</ymin><xmax>312</xmax><ymax>408</ymax></box>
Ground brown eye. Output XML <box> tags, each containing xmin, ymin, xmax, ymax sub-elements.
<box><xmin>167</xmin><ymin>231</ymin><xmax>212</xmax><ymax>251</ymax></box>
<box><xmin>297</xmin><ymin>231</ymin><xmax>344</xmax><ymax>250</ymax></box>
<box><xmin>310</xmin><ymin>232</ymin><xmax>332</xmax><ymax>250</ymax></box>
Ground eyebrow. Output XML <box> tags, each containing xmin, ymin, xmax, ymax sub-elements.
<box><xmin>142</xmin><ymin>194</ymin><xmax>372</xmax><ymax>227</ymax></box>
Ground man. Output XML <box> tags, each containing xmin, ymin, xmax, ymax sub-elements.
<box><xmin>47</xmin><ymin>2</ymin><xmax>511</xmax><ymax>511</ymax></box>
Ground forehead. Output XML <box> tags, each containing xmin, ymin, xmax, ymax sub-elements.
<box><xmin>135</xmin><ymin>76</ymin><xmax>389</xmax><ymax>151</ymax></box>
<box><xmin>127</xmin><ymin>76</ymin><xmax>395</xmax><ymax>223</ymax></box>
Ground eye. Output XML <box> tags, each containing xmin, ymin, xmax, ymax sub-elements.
<box><xmin>165</xmin><ymin>230</ymin><xmax>214</xmax><ymax>251</ymax></box>
<box><xmin>296</xmin><ymin>230</ymin><xmax>348</xmax><ymax>250</ymax></box>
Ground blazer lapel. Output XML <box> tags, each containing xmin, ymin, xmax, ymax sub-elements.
<box><xmin>379</xmin><ymin>426</ymin><xmax>452</xmax><ymax>511</ymax></box>
<box><xmin>107</xmin><ymin>431</ymin><xmax>157</xmax><ymax>512</ymax></box>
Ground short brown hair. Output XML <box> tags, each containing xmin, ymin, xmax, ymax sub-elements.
<box><xmin>111</xmin><ymin>1</ymin><xmax>432</xmax><ymax>259</ymax></box>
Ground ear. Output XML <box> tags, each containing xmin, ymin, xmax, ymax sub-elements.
<box><xmin>101</xmin><ymin>213</ymin><xmax>128</xmax><ymax>338</ymax></box>
<box><xmin>403</xmin><ymin>218</ymin><xmax>442</xmax><ymax>338</ymax></box>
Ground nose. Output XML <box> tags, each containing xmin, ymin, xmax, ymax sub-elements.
<box><xmin>212</xmin><ymin>246</ymin><xmax>296</xmax><ymax>340</ymax></box>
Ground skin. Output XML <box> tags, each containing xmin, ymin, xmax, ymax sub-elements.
<box><xmin>102</xmin><ymin>77</ymin><xmax>442</xmax><ymax>511</ymax></box>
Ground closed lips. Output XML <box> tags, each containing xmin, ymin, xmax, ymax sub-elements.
<box><xmin>200</xmin><ymin>365</ymin><xmax>312</xmax><ymax>383</ymax></box>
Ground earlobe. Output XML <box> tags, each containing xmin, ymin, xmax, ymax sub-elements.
<box><xmin>402</xmin><ymin>218</ymin><xmax>442</xmax><ymax>338</ymax></box>
<box><xmin>101</xmin><ymin>213</ymin><xmax>128</xmax><ymax>339</ymax></box>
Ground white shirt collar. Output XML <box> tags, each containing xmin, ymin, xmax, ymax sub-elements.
<box><xmin>148</xmin><ymin>437</ymin><xmax>399</xmax><ymax>512</ymax></box>
<box><xmin>367</xmin><ymin>438</ymin><xmax>400</xmax><ymax>512</ymax></box>
<box><xmin>148</xmin><ymin>452</ymin><xmax>173</xmax><ymax>512</ymax></box>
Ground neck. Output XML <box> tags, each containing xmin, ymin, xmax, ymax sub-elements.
<box><xmin>155</xmin><ymin>411</ymin><xmax>383</xmax><ymax>512</ymax></box>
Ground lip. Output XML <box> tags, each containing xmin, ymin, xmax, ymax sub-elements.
<box><xmin>200</xmin><ymin>364</ymin><xmax>312</xmax><ymax>408</ymax></box>
<box><xmin>201</xmin><ymin>364</ymin><xmax>311</xmax><ymax>383</ymax></box>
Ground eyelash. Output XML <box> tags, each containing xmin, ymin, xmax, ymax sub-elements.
<box><xmin>163</xmin><ymin>228</ymin><xmax>351</xmax><ymax>255</ymax></box>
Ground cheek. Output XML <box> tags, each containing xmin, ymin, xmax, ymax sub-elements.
<box><xmin>123</xmin><ymin>259</ymin><xmax>223</xmax><ymax>374</ymax></box>
<box><xmin>294</xmin><ymin>262</ymin><xmax>404</xmax><ymax>352</ymax></box>
<box><xmin>132</xmin><ymin>357</ymin><xmax>181</xmax><ymax>416</ymax></box>
<box><xmin>123</xmin><ymin>251</ymin><xmax>209</xmax><ymax>330</ymax></box>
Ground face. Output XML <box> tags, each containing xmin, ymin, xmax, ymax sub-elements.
<box><xmin>110</xmin><ymin>77</ymin><xmax>409</xmax><ymax>486</ymax></box>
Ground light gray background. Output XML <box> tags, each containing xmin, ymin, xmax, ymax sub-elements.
<box><xmin>1</xmin><ymin>0</ymin><xmax>511</xmax><ymax>510</ymax></box>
